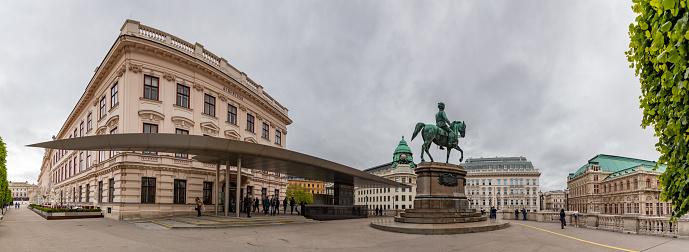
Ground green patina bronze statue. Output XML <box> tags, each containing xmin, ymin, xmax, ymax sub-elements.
<box><xmin>411</xmin><ymin>102</ymin><xmax>466</xmax><ymax>163</ymax></box>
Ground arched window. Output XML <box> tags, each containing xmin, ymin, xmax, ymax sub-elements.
<box><xmin>646</xmin><ymin>179</ymin><xmax>651</xmax><ymax>188</ymax></box>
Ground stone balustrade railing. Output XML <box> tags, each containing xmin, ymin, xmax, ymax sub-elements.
<box><xmin>490</xmin><ymin>209</ymin><xmax>688</xmax><ymax>238</ymax></box>
<box><xmin>120</xmin><ymin>20</ymin><xmax>289</xmax><ymax>117</ymax></box>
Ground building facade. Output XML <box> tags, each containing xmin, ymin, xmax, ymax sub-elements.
<box><xmin>36</xmin><ymin>20</ymin><xmax>292</xmax><ymax>220</ymax></box>
<box><xmin>464</xmin><ymin>156</ymin><xmax>541</xmax><ymax>212</ymax></box>
<box><xmin>287</xmin><ymin>177</ymin><xmax>325</xmax><ymax>195</ymax></box>
<box><xmin>542</xmin><ymin>190</ymin><xmax>565</xmax><ymax>211</ymax></box>
<box><xmin>355</xmin><ymin>137</ymin><xmax>417</xmax><ymax>211</ymax></box>
<box><xmin>9</xmin><ymin>181</ymin><xmax>40</xmax><ymax>203</ymax></box>
<box><xmin>567</xmin><ymin>154</ymin><xmax>672</xmax><ymax>216</ymax></box>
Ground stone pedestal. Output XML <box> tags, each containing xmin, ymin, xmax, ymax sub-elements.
<box><xmin>396</xmin><ymin>162</ymin><xmax>483</xmax><ymax>224</ymax></box>
<box><xmin>372</xmin><ymin>162</ymin><xmax>506</xmax><ymax>234</ymax></box>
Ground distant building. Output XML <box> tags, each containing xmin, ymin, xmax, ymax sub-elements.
<box><xmin>355</xmin><ymin>137</ymin><xmax>417</xmax><ymax>211</ymax></box>
<box><xmin>567</xmin><ymin>154</ymin><xmax>672</xmax><ymax>215</ymax></box>
<box><xmin>464</xmin><ymin>156</ymin><xmax>541</xmax><ymax>212</ymax></box>
<box><xmin>286</xmin><ymin>176</ymin><xmax>325</xmax><ymax>195</ymax></box>
<box><xmin>542</xmin><ymin>190</ymin><xmax>565</xmax><ymax>211</ymax></box>
<box><xmin>8</xmin><ymin>181</ymin><xmax>40</xmax><ymax>204</ymax></box>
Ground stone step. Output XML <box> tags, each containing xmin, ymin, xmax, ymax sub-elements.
<box><xmin>400</xmin><ymin>212</ymin><xmax>481</xmax><ymax>218</ymax></box>
<box><xmin>403</xmin><ymin>208</ymin><xmax>476</xmax><ymax>213</ymax></box>
<box><xmin>394</xmin><ymin>216</ymin><xmax>488</xmax><ymax>224</ymax></box>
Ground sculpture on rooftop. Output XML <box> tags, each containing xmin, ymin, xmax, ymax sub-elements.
<box><xmin>411</xmin><ymin>102</ymin><xmax>465</xmax><ymax>163</ymax></box>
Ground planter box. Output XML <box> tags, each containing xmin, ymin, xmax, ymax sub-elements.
<box><xmin>29</xmin><ymin>207</ymin><xmax>103</xmax><ymax>220</ymax></box>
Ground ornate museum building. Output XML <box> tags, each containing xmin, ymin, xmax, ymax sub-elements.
<box><xmin>355</xmin><ymin>137</ymin><xmax>417</xmax><ymax>211</ymax></box>
<box><xmin>36</xmin><ymin>20</ymin><xmax>291</xmax><ymax>220</ymax></box>
<box><xmin>464</xmin><ymin>156</ymin><xmax>541</xmax><ymax>212</ymax></box>
<box><xmin>9</xmin><ymin>181</ymin><xmax>40</xmax><ymax>204</ymax></box>
<box><xmin>567</xmin><ymin>154</ymin><xmax>672</xmax><ymax>216</ymax></box>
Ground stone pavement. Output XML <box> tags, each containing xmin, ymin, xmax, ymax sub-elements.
<box><xmin>1</xmin><ymin>206</ymin><xmax>687</xmax><ymax>251</ymax></box>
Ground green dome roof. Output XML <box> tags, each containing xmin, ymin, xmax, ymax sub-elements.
<box><xmin>394</xmin><ymin>136</ymin><xmax>412</xmax><ymax>155</ymax></box>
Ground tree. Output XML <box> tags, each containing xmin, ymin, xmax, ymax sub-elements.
<box><xmin>627</xmin><ymin>0</ymin><xmax>689</xmax><ymax>218</ymax></box>
<box><xmin>0</xmin><ymin>136</ymin><xmax>9</xmax><ymax>206</ymax></box>
<box><xmin>285</xmin><ymin>183</ymin><xmax>313</xmax><ymax>205</ymax></box>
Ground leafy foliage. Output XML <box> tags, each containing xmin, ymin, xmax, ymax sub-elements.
<box><xmin>29</xmin><ymin>204</ymin><xmax>102</xmax><ymax>212</ymax></box>
<box><xmin>285</xmin><ymin>183</ymin><xmax>313</xmax><ymax>205</ymax></box>
<box><xmin>627</xmin><ymin>0</ymin><xmax>689</xmax><ymax>218</ymax></box>
<box><xmin>0</xmin><ymin>136</ymin><xmax>10</xmax><ymax>205</ymax></box>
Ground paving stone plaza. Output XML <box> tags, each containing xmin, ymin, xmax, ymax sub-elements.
<box><xmin>1</xmin><ymin>205</ymin><xmax>686</xmax><ymax>251</ymax></box>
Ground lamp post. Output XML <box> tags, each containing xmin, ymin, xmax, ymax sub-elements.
<box><xmin>564</xmin><ymin>189</ymin><xmax>569</xmax><ymax>211</ymax></box>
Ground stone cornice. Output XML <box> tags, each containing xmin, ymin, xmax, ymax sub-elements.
<box><xmin>54</xmin><ymin>21</ymin><xmax>292</xmax><ymax>142</ymax></box>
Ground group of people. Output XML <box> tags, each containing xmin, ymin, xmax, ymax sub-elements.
<box><xmin>479</xmin><ymin>206</ymin><xmax>581</xmax><ymax>230</ymax></box>
<box><xmin>194</xmin><ymin>195</ymin><xmax>306</xmax><ymax>218</ymax></box>
<box><xmin>373</xmin><ymin>206</ymin><xmax>384</xmax><ymax>216</ymax></box>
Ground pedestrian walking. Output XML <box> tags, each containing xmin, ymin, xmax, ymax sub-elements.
<box><xmin>490</xmin><ymin>206</ymin><xmax>496</xmax><ymax>219</ymax></box>
<box><xmin>521</xmin><ymin>208</ymin><xmax>527</xmax><ymax>220</ymax></box>
<box><xmin>270</xmin><ymin>196</ymin><xmax>276</xmax><ymax>215</ymax></box>
<box><xmin>194</xmin><ymin>197</ymin><xmax>203</xmax><ymax>217</ymax></box>
<box><xmin>263</xmin><ymin>196</ymin><xmax>270</xmax><ymax>216</ymax></box>
<box><xmin>560</xmin><ymin>209</ymin><xmax>566</xmax><ymax>229</ymax></box>
<box><xmin>253</xmin><ymin>198</ymin><xmax>259</xmax><ymax>213</ymax></box>
<box><xmin>376</xmin><ymin>206</ymin><xmax>380</xmax><ymax>216</ymax></box>
<box><xmin>290</xmin><ymin>197</ymin><xmax>296</xmax><ymax>214</ymax></box>
<box><xmin>573</xmin><ymin>210</ymin><xmax>579</xmax><ymax>227</ymax></box>
<box><xmin>514</xmin><ymin>208</ymin><xmax>519</xmax><ymax>220</ymax></box>
<box><xmin>244</xmin><ymin>195</ymin><xmax>252</xmax><ymax>218</ymax></box>
<box><xmin>276</xmin><ymin>197</ymin><xmax>280</xmax><ymax>215</ymax></box>
<box><xmin>481</xmin><ymin>208</ymin><xmax>485</xmax><ymax>216</ymax></box>
<box><xmin>300</xmin><ymin>201</ymin><xmax>306</xmax><ymax>216</ymax></box>
<box><xmin>283</xmin><ymin>197</ymin><xmax>288</xmax><ymax>213</ymax></box>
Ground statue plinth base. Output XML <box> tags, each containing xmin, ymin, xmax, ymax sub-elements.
<box><xmin>395</xmin><ymin>162</ymin><xmax>484</xmax><ymax>224</ymax></box>
<box><xmin>372</xmin><ymin>162</ymin><xmax>509</xmax><ymax>234</ymax></box>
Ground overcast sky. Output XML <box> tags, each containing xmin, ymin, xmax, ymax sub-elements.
<box><xmin>0</xmin><ymin>1</ymin><xmax>658</xmax><ymax>192</ymax></box>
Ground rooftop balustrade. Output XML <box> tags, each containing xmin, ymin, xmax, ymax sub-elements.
<box><xmin>120</xmin><ymin>20</ymin><xmax>289</xmax><ymax>117</ymax></box>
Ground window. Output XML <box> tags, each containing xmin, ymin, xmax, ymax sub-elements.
<box><xmin>78</xmin><ymin>185</ymin><xmax>82</xmax><ymax>202</ymax></box>
<box><xmin>144</xmin><ymin>75</ymin><xmax>159</xmax><ymax>100</ymax></box>
<box><xmin>174</xmin><ymin>179</ymin><xmax>186</xmax><ymax>204</ymax></box>
<box><xmin>109</xmin><ymin>128</ymin><xmax>117</xmax><ymax>158</ymax></box>
<box><xmin>247</xmin><ymin>113</ymin><xmax>255</xmax><ymax>133</ymax></box>
<box><xmin>594</xmin><ymin>184</ymin><xmax>599</xmax><ymax>194</ymax></box>
<box><xmin>202</xmin><ymin>182</ymin><xmax>211</xmax><ymax>204</ymax></box>
<box><xmin>646</xmin><ymin>179</ymin><xmax>651</xmax><ymax>188</ymax></box>
<box><xmin>228</xmin><ymin>104</ymin><xmax>237</xmax><ymax>124</ymax></box>
<box><xmin>87</xmin><ymin>113</ymin><xmax>92</xmax><ymax>131</ymax></box>
<box><xmin>175</xmin><ymin>129</ymin><xmax>189</xmax><ymax>158</ymax></box>
<box><xmin>108</xmin><ymin>178</ymin><xmax>115</xmax><ymax>202</ymax></box>
<box><xmin>111</xmin><ymin>82</ymin><xmax>118</xmax><ymax>107</ymax></box>
<box><xmin>80</xmin><ymin>122</ymin><xmax>84</xmax><ymax>137</ymax></box>
<box><xmin>204</xmin><ymin>94</ymin><xmax>215</xmax><ymax>116</ymax></box>
<box><xmin>79</xmin><ymin>152</ymin><xmax>83</xmax><ymax>172</ymax></box>
<box><xmin>262</xmin><ymin>123</ymin><xmax>270</xmax><ymax>140</ymax></box>
<box><xmin>99</xmin><ymin>96</ymin><xmax>106</xmax><ymax>119</ymax></box>
<box><xmin>98</xmin><ymin>181</ymin><xmax>103</xmax><ymax>203</ymax></box>
<box><xmin>275</xmin><ymin>130</ymin><xmax>282</xmax><ymax>146</ymax></box>
<box><xmin>86</xmin><ymin>151</ymin><xmax>91</xmax><ymax>170</ymax></box>
<box><xmin>141</xmin><ymin>177</ymin><xmax>156</xmax><ymax>203</ymax></box>
<box><xmin>143</xmin><ymin>123</ymin><xmax>158</xmax><ymax>155</ymax></box>
<box><xmin>176</xmin><ymin>84</ymin><xmax>190</xmax><ymax>108</ymax></box>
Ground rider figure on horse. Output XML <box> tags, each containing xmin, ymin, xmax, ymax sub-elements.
<box><xmin>436</xmin><ymin>102</ymin><xmax>455</xmax><ymax>149</ymax></box>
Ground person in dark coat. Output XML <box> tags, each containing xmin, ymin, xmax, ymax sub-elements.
<box><xmin>290</xmin><ymin>197</ymin><xmax>296</xmax><ymax>214</ymax></box>
<box><xmin>560</xmin><ymin>209</ymin><xmax>566</xmax><ymax>229</ymax></box>
<box><xmin>244</xmin><ymin>195</ymin><xmax>252</xmax><ymax>218</ymax></box>
<box><xmin>194</xmin><ymin>197</ymin><xmax>203</xmax><ymax>217</ymax></box>
<box><xmin>283</xmin><ymin>197</ymin><xmax>288</xmax><ymax>213</ymax></box>
<box><xmin>253</xmin><ymin>198</ymin><xmax>259</xmax><ymax>213</ymax></box>
<box><xmin>276</xmin><ymin>197</ymin><xmax>280</xmax><ymax>215</ymax></box>
<box><xmin>300</xmin><ymin>201</ymin><xmax>306</xmax><ymax>216</ymax></box>
<box><xmin>514</xmin><ymin>208</ymin><xmax>519</xmax><ymax>220</ymax></box>
<box><xmin>521</xmin><ymin>208</ymin><xmax>527</xmax><ymax>220</ymax></box>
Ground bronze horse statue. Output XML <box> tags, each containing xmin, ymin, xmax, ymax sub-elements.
<box><xmin>411</xmin><ymin>121</ymin><xmax>465</xmax><ymax>163</ymax></box>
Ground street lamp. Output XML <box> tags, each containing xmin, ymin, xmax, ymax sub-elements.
<box><xmin>564</xmin><ymin>189</ymin><xmax>569</xmax><ymax>211</ymax></box>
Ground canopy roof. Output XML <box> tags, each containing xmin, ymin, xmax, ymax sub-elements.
<box><xmin>29</xmin><ymin>133</ymin><xmax>407</xmax><ymax>188</ymax></box>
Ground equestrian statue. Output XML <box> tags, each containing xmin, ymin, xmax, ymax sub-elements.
<box><xmin>411</xmin><ymin>102</ymin><xmax>466</xmax><ymax>164</ymax></box>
